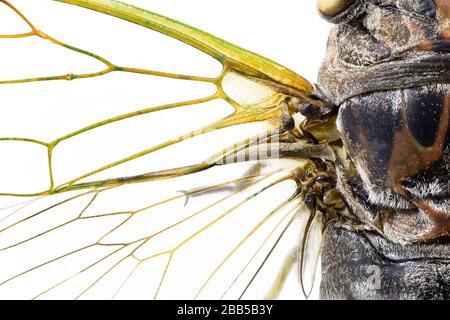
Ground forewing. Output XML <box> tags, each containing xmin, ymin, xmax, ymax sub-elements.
<box><xmin>0</xmin><ymin>0</ymin><xmax>319</xmax><ymax>299</ymax></box>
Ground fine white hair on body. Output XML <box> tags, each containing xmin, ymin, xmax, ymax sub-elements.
<box><xmin>402</xmin><ymin>178</ymin><xmax>447</xmax><ymax>199</ymax></box>
<box><xmin>355</xmin><ymin>161</ymin><xmax>414</xmax><ymax>210</ymax></box>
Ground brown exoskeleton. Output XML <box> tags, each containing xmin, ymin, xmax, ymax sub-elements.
<box><xmin>314</xmin><ymin>0</ymin><xmax>450</xmax><ymax>299</ymax></box>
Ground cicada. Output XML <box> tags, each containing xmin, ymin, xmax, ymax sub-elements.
<box><xmin>0</xmin><ymin>0</ymin><xmax>449</xmax><ymax>301</ymax></box>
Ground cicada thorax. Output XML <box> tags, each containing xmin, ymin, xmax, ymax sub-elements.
<box><xmin>337</xmin><ymin>84</ymin><xmax>450</xmax><ymax>243</ymax></box>
<box><xmin>316</xmin><ymin>0</ymin><xmax>450</xmax><ymax>244</ymax></box>
<box><xmin>316</xmin><ymin>0</ymin><xmax>450</xmax><ymax>300</ymax></box>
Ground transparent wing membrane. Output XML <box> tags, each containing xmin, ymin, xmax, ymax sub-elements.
<box><xmin>0</xmin><ymin>0</ymin><xmax>325</xmax><ymax>299</ymax></box>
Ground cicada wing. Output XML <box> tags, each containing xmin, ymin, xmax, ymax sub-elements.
<box><xmin>236</xmin><ymin>202</ymin><xmax>323</xmax><ymax>300</ymax></box>
<box><xmin>298</xmin><ymin>208</ymin><xmax>324</xmax><ymax>299</ymax></box>
<box><xmin>0</xmin><ymin>0</ymin><xmax>320</xmax><ymax>299</ymax></box>
<box><xmin>0</xmin><ymin>161</ymin><xmax>299</xmax><ymax>299</ymax></box>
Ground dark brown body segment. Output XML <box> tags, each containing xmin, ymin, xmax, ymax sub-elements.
<box><xmin>318</xmin><ymin>0</ymin><xmax>450</xmax><ymax>105</ymax></box>
<box><xmin>318</xmin><ymin>0</ymin><xmax>450</xmax><ymax>299</ymax></box>
<box><xmin>337</xmin><ymin>84</ymin><xmax>450</xmax><ymax>243</ymax></box>
<box><xmin>321</xmin><ymin>222</ymin><xmax>450</xmax><ymax>300</ymax></box>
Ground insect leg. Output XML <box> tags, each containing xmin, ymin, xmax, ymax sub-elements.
<box><xmin>178</xmin><ymin>163</ymin><xmax>265</xmax><ymax>206</ymax></box>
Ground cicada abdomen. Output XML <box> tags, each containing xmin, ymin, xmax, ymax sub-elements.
<box><xmin>317</xmin><ymin>0</ymin><xmax>450</xmax><ymax>299</ymax></box>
